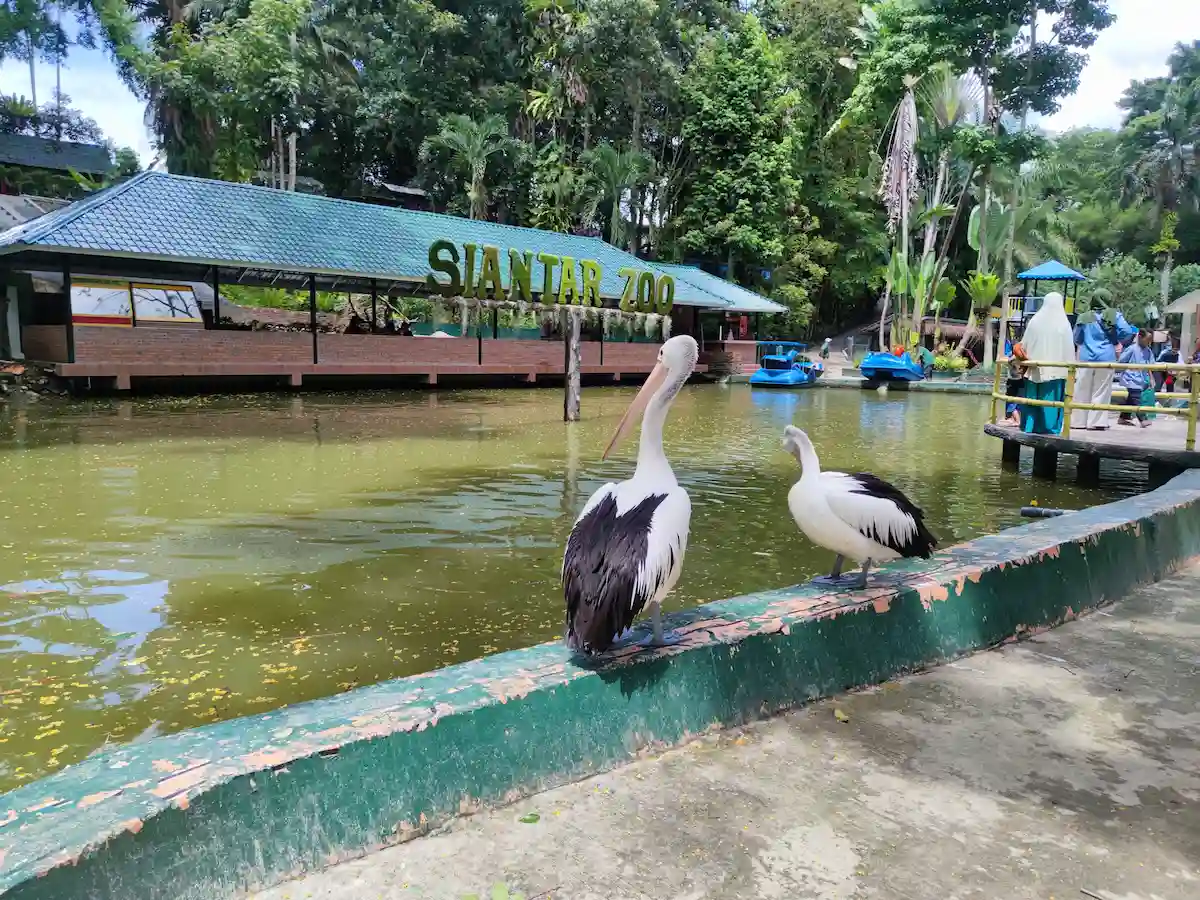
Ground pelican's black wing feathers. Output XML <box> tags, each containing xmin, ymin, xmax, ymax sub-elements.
<box><xmin>563</xmin><ymin>490</ymin><xmax>669</xmax><ymax>654</ymax></box>
<box><xmin>826</xmin><ymin>471</ymin><xmax>939</xmax><ymax>559</ymax></box>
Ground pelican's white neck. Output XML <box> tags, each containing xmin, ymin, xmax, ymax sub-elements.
<box><xmin>634</xmin><ymin>377</ymin><xmax>680</xmax><ymax>482</ymax></box>
<box><xmin>786</xmin><ymin>430</ymin><xmax>821</xmax><ymax>478</ymax></box>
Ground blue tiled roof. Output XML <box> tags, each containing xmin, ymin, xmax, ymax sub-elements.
<box><xmin>1016</xmin><ymin>260</ymin><xmax>1086</xmax><ymax>281</ymax></box>
<box><xmin>0</xmin><ymin>133</ymin><xmax>112</xmax><ymax>174</ymax></box>
<box><xmin>655</xmin><ymin>263</ymin><xmax>788</xmax><ymax>314</ymax></box>
<box><xmin>0</xmin><ymin>172</ymin><xmax>735</xmax><ymax>307</ymax></box>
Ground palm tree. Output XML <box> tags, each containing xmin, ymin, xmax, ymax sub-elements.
<box><xmin>421</xmin><ymin>115</ymin><xmax>519</xmax><ymax>220</ymax></box>
<box><xmin>1121</xmin><ymin>43</ymin><xmax>1200</xmax><ymax>307</ymax></box>
<box><xmin>877</xmin><ymin>77</ymin><xmax>919</xmax><ymax>349</ymax></box>
<box><xmin>582</xmin><ymin>143</ymin><xmax>650</xmax><ymax>245</ymax></box>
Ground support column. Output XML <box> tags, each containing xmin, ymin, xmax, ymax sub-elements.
<box><xmin>1001</xmin><ymin>440</ymin><xmax>1020</xmax><ymax>467</ymax></box>
<box><xmin>563</xmin><ymin>306</ymin><xmax>581</xmax><ymax>422</ymax></box>
<box><xmin>1031</xmin><ymin>447</ymin><xmax>1058</xmax><ymax>480</ymax></box>
<box><xmin>1148</xmin><ymin>460</ymin><xmax>1185</xmax><ymax>491</ymax></box>
<box><xmin>370</xmin><ymin>279</ymin><xmax>377</xmax><ymax>334</ymax></box>
<box><xmin>62</xmin><ymin>258</ymin><xmax>75</xmax><ymax>364</ymax></box>
<box><xmin>212</xmin><ymin>266</ymin><xmax>221</xmax><ymax>329</ymax></box>
<box><xmin>1077</xmin><ymin>453</ymin><xmax>1101</xmax><ymax>486</ymax></box>
<box><xmin>309</xmin><ymin>276</ymin><xmax>319</xmax><ymax>365</ymax></box>
<box><xmin>491</xmin><ymin>307</ymin><xmax>498</xmax><ymax>340</ymax></box>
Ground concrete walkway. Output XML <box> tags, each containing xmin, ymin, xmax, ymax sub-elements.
<box><xmin>255</xmin><ymin>565</ymin><xmax>1200</xmax><ymax>900</ymax></box>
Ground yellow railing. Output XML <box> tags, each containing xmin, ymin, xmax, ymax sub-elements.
<box><xmin>991</xmin><ymin>358</ymin><xmax>1200</xmax><ymax>450</ymax></box>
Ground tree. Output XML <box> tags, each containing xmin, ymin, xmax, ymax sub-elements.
<box><xmin>0</xmin><ymin>91</ymin><xmax>105</xmax><ymax>143</ymax></box>
<box><xmin>1120</xmin><ymin>41</ymin><xmax>1200</xmax><ymax>310</ymax></box>
<box><xmin>1079</xmin><ymin>254</ymin><xmax>1159</xmax><ymax>325</ymax></box>
<box><xmin>420</xmin><ymin>114</ymin><xmax>522</xmax><ymax>220</ymax></box>
<box><xmin>674</xmin><ymin>14</ymin><xmax>798</xmax><ymax>281</ymax></box>
<box><xmin>841</xmin><ymin>0</ymin><xmax>1113</xmax><ymax>363</ymax></box>
<box><xmin>582</xmin><ymin>142</ymin><xmax>650</xmax><ymax>246</ymax></box>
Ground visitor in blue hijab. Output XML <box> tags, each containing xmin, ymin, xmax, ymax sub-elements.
<box><xmin>1072</xmin><ymin>301</ymin><xmax>1137</xmax><ymax>431</ymax></box>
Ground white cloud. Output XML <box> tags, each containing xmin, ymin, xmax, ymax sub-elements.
<box><xmin>1039</xmin><ymin>0</ymin><xmax>1200</xmax><ymax>133</ymax></box>
<box><xmin>0</xmin><ymin>45</ymin><xmax>155</xmax><ymax>166</ymax></box>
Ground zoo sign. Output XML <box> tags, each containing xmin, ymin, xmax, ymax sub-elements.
<box><xmin>424</xmin><ymin>240</ymin><xmax>675</xmax><ymax>314</ymax></box>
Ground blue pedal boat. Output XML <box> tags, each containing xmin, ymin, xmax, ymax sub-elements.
<box><xmin>858</xmin><ymin>351</ymin><xmax>926</xmax><ymax>382</ymax></box>
<box><xmin>749</xmin><ymin>342</ymin><xmax>825</xmax><ymax>387</ymax></box>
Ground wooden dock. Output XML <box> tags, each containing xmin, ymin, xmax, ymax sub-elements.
<box><xmin>984</xmin><ymin>420</ymin><xmax>1200</xmax><ymax>487</ymax></box>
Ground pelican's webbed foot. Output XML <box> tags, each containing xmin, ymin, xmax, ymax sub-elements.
<box><xmin>639</xmin><ymin>630</ymin><xmax>683</xmax><ymax>648</ymax></box>
<box><xmin>809</xmin><ymin>558</ymin><xmax>872</xmax><ymax>591</ymax></box>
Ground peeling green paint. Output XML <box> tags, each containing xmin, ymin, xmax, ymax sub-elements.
<box><xmin>4</xmin><ymin>472</ymin><xmax>1200</xmax><ymax>900</ymax></box>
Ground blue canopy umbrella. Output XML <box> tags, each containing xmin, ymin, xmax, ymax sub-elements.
<box><xmin>1012</xmin><ymin>260</ymin><xmax>1087</xmax><ymax>338</ymax></box>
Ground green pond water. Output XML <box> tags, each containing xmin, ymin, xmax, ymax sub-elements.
<box><xmin>0</xmin><ymin>384</ymin><xmax>1138</xmax><ymax>790</ymax></box>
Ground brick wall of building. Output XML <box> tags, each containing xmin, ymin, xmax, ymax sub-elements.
<box><xmin>21</xmin><ymin>325</ymin><xmax>69</xmax><ymax>362</ymax></box>
<box><xmin>65</xmin><ymin>326</ymin><xmax>662</xmax><ymax>374</ymax></box>
<box><xmin>74</xmin><ymin>325</ymin><xmax>312</xmax><ymax>364</ymax></box>
<box><xmin>319</xmin><ymin>334</ymin><xmax>479</xmax><ymax>365</ymax></box>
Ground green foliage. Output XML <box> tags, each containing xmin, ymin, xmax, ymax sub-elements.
<box><xmin>1078</xmin><ymin>254</ymin><xmax>1159</xmax><ymax>325</ymax></box>
<box><xmin>674</xmin><ymin>15</ymin><xmax>799</xmax><ymax>277</ymax></box>
<box><xmin>933</xmin><ymin>353</ymin><xmax>968</xmax><ymax>371</ymax></box>
<box><xmin>582</xmin><ymin>143</ymin><xmax>651</xmax><ymax>246</ymax></box>
<box><xmin>421</xmin><ymin>114</ymin><xmax>522</xmax><ymax>220</ymax></box>
<box><xmin>967</xmin><ymin>198</ymin><xmax>1011</xmax><ymax>259</ymax></box>
<box><xmin>1151</xmin><ymin>212</ymin><xmax>1182</xmax><ymax>257</ymax></box>
<box><xmin>220</xmin><ymin>284</ymin><xmax>343</xmax><ymax>312</ymax></box>
<box><xmin>838</xmin><ymin>0</ymin><xmax>1114</xmax><ymax>129</ymax></box>
<box><xmin>960</xmin><ymin>270</ymin><xmax>1001</xmax><ymax>310</ymax></box>
<box><xmin>1171</xmin><ymin>263</ymin><xmax>1200</xmax><ymax>301</ymax></box>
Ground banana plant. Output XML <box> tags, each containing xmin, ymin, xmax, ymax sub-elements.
<box><xmin>968</xmin><ymin>199</ymin><xmax>1012</xmax><ymax>263</ymax></box>
<box><xmin>905</xmin><ymin>251</ymin><xmax>940</xmax><ymax>356</ymax></box>
<box><xmin>930</xmin><ymin>280</ymin><xmax>956</xmax><ymax>345</ymax></box>
<box><xmin>881</xmin><ymin>244</ymin><xmax>909</xmax><ymax>349</ymax></box>
<box><xmin>961</xmin><ymin>270</ymin><xmax>1002</xmax><ymax>312</ymax></box>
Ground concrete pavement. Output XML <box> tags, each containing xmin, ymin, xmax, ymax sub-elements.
<box><xmin>253</xmin><ymin>563</ymin><xmax>1200</xmax><ymax>900</ymax></box>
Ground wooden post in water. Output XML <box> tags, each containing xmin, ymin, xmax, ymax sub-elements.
<box><xmin>563</xmin><ymin>306</ymin><xmax>581</xmax><ymax>422</ymax></box>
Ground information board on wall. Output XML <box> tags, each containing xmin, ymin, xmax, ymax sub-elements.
<box><xmin>70</xmin><ymin>279</ymin><xmax>203</xmax><ymax>326</ymax></box>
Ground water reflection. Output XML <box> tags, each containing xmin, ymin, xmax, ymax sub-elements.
<box><xmin>0</xmin><ymin>386</ymin><xmax>1141</xmax><ymax>788</ymax></box>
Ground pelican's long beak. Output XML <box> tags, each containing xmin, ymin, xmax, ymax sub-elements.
<box><xmin>603</xmin><ymin>362</ymin><xmax>669</xmax><ymax>459</ymax></box>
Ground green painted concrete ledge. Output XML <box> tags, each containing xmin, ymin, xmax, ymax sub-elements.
<box><xmin>5</xmin><ymin>473</ymin><xmax>1200</xmax><ymax>900</ymax></box>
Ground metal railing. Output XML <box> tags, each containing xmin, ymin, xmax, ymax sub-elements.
<box><xmin>990</xmin><ymin>358</ymin><xmax>1200</xmax><ymax>450</ymax></box>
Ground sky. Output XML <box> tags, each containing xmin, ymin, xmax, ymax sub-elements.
<box><xmin>0</xmin><ymin>0</ymin><xmax>1198</xmax><ymax>168</ymax></box>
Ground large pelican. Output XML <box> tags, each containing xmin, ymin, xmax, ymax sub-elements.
<box><xmin>562</xmin><ymin>335</ymin><xmax>698</xmax><ymax>654</ymax></box>
<box><xmin>783</xmin><ymin>425</ymin><xmax>936</xmax><ymax>588</ymax></box>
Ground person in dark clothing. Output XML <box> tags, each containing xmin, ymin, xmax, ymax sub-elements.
<box><xmin>1156</xmin><ymin>338</ymin><xmax>1179</xmax><ymax>392</ymax></box>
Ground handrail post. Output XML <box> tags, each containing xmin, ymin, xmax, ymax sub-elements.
<box><xmin>1061</xmin><ymin>364</ymin><xmax>1076</xmax><ymax>439</ymax></box>
<box><xmin>991</xmin><ymin>356</ymin><xmax>1004</xmax><ymax>424</ymax></box>
<box><xmin>1188</xmin><ymin>367</ymin><xmax>1200</xmax><ymax>451</ymax></box>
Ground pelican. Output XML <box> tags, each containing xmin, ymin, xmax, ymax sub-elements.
<box><xmin>562</xmin><ymin>335</ymin><xmax>698</xmax><ymax>654</ymax></box>
<box><xmin>783</xmin><ymin>425</ymin><xmax>936</xmax><ymax>588</ymax></box>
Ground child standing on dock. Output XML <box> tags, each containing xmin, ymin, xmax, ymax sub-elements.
<box><xmin>1118</xmin><ymin>329</ymin><xmax>1154</xmax><ymax>428</ymax></box>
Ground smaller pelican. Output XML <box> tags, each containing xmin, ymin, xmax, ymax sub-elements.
<box><xmin>562</xmin><ymin>335</ymin><xmax>698</xmax><ymax>654</ymax></box>
<box><xmin>783</xmin><ymin>425</ymin><xmax>936</xmax><ymax>588</ymax></box>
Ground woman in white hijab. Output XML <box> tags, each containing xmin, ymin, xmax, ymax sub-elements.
<box><xmin>1019</xmin><ymin>291</ymin><xmax>1076</xmax><ymax>434</ymax></box>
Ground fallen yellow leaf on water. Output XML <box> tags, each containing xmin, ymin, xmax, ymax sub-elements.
<box><xmin>834</xmin><ymin>708</ymin><xmax>850</xmax><ymax>723</ymax></box>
